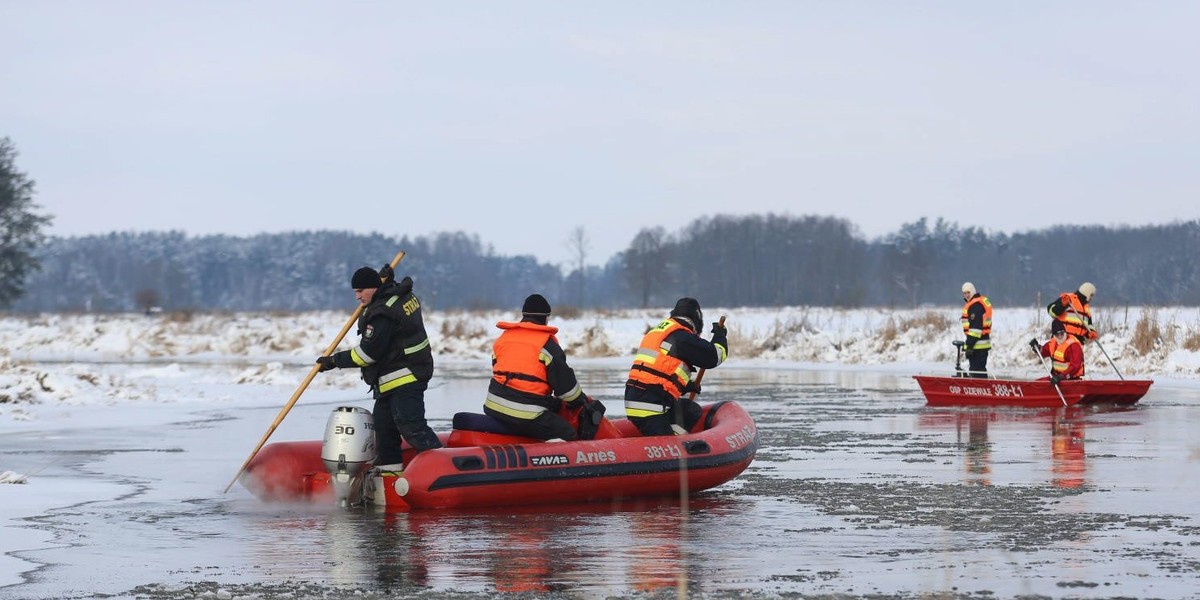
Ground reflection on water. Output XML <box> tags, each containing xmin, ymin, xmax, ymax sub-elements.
<box><xmin>963</xmin><ymin>412</ymin><xmax>992</xmax><ymax>483</ymax></box>
<box><xmin>918</xmin><ymin>404</ymin><xmax>1143</xmax><ymax>490</ymax></box>
<box><xmin>246</xmin><ymin>498</ymin><xmax>713</xmax><ymax>596</ymax></box>
<box><xmin>1051</xmin><ymin>414</ymin><xmax>1086</xmax><ymax>489</ymax></box>
<box><xmin>7</xmin><ymin>366</ymin><xmax>1200</xmax><ymax>600</ymax></box>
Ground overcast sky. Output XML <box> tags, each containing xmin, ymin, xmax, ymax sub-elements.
<box><xmin>2</xmin><ymin>2</ymin><xmax>1197</xmax><ymax>266</ymax></box>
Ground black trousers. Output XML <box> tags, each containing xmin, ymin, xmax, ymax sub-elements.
<box><xmin>372</xmin><ymin>381</ymin><xmax>442</xmax><ymax>466</ymax></box>
<box><xmin>967</xmin><ymin>349</ymin><xmax>989</xmax><ymax>378</ymax></box>
<box><xmin>626</xmin><ymin>386</ymin><xmax>703</xmax><ymax>437</ymax></box>
<box><xmin>483</xmin><ymin>406</ymin><xmax>578</xmax><ymax>441</ymax></box>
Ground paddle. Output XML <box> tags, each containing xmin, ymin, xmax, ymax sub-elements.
<box><xmin>222</xmin><ymin>250</ymin><xmax>407</xmax><ymax>493</ymax></box>
<box><xmin>677</xmin><ymin>314</ymin><xmax>726</xmax><ymax>599</ymax></box>
<box><xmin>687</xmin><ymin>315</ymin><xmax>726</xmax><ymax>403</ymax></box>
<box><xmin>1028</xmin><ymin>339</ymin><xmax>1068</xmax><ymax>407</ymax></box>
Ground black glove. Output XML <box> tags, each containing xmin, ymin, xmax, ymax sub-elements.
<box><xmin>379</xmin><ymin>263</ymin><xmax>394</xmax><ymax>284</ymax></box>
<box><xmin>316</xmin><ymin>356</ymin><xmax>336</xmax><ymax>372</ymax></box>
<box><xmin>575</xmin><ymin>397</ymin><xmax>607</xmax><ymax>440</ymax></box>
<box><xmin>585</xmin><ymin>397</ymin><xmax>606</xmax><ymax>420</ymax></box>
<box><xmin>1049</xmin><ymin>374</ymin><xmax>1061</xmax><ymax>386</ymax></box>
<box><xmin>682</xmin><ymin>380</ymin><xmax>702</xmax><ymax>395</ymax></box>
<box><xmin>1029</xmin><ymin>338</ymin><xmax>1040</xmax><ymax>352</ymax></box>
<box><xmin>710</xmin><ymin>321</ymin><xmax>727</xmax><ymax>336</ymax></box>
<box><xmin>963</xmin><ymin>346</ymin><xmax>974</xmax><ymax>358</ymax></box>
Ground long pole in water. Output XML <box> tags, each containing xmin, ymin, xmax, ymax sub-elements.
<box><xmin>1066</xmin><ymin>307</ymin><xmax>1123</xmax><ymax>379</ymax></box>
<box><xmin>677</xmin><ymin>315</ymin><xmax>724</xmax><ymax>599</ymax></box>
<box><xmin>222</xmin><ymin>250</ymin><xmax>407</xmax><ymax>493</ymax></box>
<box><xmin>1092</xmin><ymin>337</ymin><xmax>1124</xmax><ymax>380</ymax></box>
<box><xmin>1029</xmin><ymin>343</ymin><xmax>1068</xmax><ymax>407</ymax></box>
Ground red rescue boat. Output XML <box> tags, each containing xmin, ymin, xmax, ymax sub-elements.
<box><xmin>913</xmin><ymin>375</ymin><xmax>1152</xmax><ymax>408</ymax></box>
<box><xmin>240</xmin><ymin>400</ymin><xmax>757</xmax><ymax>509</ymax></box>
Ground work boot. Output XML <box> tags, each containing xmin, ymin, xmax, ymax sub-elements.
<box><xmin>364</xmin><ymin>463</ymin><xmax>405</xmax><ymax>506</ymax></box>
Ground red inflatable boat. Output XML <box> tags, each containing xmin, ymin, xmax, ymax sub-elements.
<box><xmin>240</xmin><ymin>400</ymin><xmax>757</xmax><ymax>510</ymax></box>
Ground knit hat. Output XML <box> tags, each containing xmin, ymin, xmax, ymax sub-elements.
<box><xmin>521</xmin><ymin>294</ymin><xmax>552</xmax><ymax>316</ymax></box>
<box><xmin>670</xmin><ymin>297</ymin><xmax>703</xmax><ymax>331</ymax></box>
<box><xmin>351</xmin><ymin>267</ymin><xmax>381</xmax><ymax>289</ymax></box>
<box><xmin>1051</xmin><ymin>320</ymin><xmax>1066</xmax><ymax>335</ymax></box>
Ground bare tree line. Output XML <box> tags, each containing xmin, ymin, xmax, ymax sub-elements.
<box><xmin>11</xmin><ymin>215</ymin><xmax>1200</xmax><ymax>313</ymax></box>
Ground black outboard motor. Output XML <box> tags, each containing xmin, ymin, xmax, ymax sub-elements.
<box><xmin>952</xmin><ymin>340</ymin><xmax>966</xmax><ymax>378</ymax></box>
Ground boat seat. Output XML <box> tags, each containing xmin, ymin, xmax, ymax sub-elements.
<box><xmin>452</xmin><ymin>412</ymin><xmax>523</xmax><ymax>435</ymax></box>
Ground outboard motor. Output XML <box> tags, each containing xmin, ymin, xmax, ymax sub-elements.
<box><xmin>321</xmin><ymin>406</ymin><xmax>376</xmax><ymax>507</ymax></box>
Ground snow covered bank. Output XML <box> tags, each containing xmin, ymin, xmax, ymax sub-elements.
<box><xmin>2</xmin><ymin>305</ymin><xmax>1199</xmax><ymax>418</ymax></box>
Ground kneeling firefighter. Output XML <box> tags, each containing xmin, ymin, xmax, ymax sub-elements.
<box><xmin>625</xmin><ymin>297</ymin><xmax>728</xmax><ymax>437</ymax></box>
<box><xmin>483</xmin><ymin>294</ymin><xmax>606</xmax><ymax>441</ymax></box>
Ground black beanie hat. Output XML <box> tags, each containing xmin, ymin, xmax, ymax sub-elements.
<box><xmin>1051</xmin><ymin>320</ymin><xmax>1066</xmax><ymax>334</ymax></box>
<box><xmin>351</xmin><ymin>266</ymin><xmax>381</xmax><ymax>289</ymax></box>
<box><xmin>521</xmin><ymin>293</ymin><xmax>552</xmax><ymax>316</ymax></box>
<box><xmin>670</xmin><ymin>297</ymin><xmax>703</xmax><ymax>330</ymax></box>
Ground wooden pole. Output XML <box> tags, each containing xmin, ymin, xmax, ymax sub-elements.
<box><xmin>222</xmin><ymin>250</ymin><xmax>406</xmax><ymax>493</ymax></box>
<box><xmin>677</xmin><ymin>315</ymin><xmax>724</xmax><ymax>598</ymax></box>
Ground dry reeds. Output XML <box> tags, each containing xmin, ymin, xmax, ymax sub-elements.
<box><xmin>1129</xmin><ymin>310</ymin><xmax>1163</xmax><ymax>356</ymax></box>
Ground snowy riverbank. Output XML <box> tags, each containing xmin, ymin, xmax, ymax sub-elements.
<box><xmin>3</xmin><ymin>304</ymin><xmax>1200</xmax><ymax>418</ymax></box>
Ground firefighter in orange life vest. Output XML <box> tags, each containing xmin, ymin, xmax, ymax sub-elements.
<box><xmin>484</xmin><ymin>294</ymin><xmax>605</xmax><ymax>441</ymax></box>
<box><xmin>1029</xmin><ymin>319</ymin><xmax>1085</xmax><ymax>385</ymax></box>
<box><xmin>1047</xmin><ymin>281</ymin><xmax>1099</xmax><ymax>344</ymax></box>
<box><xmin>960</xmin><ymin>282</ymin><xmax>992</xmax><ymax>378</ymax></box>
<box><xmin>625</xmin><ymin>297</ymin><xmax>728</xmax><ymax>437</ymax></box>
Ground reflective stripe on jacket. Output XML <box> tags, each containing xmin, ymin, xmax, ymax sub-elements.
<box><xmin>484</xmin><ymin>321</ymin><xmax>559</xmax><ymax>420</ymax></box>
<box><xmin>354</xmin><ymin>282</ymin><xmax>432</xmax><ymax>394</ymax></box>
<box><xmin>625</xmin><ymin>318</ymin><xmax>694</xmax><ymax>418</ymax></box>
<box><xmin>1049</xmin><ymin>335</ymin><xmax>1085</xmax><ymax>378</ymax></box>
<box><xmin>1051</xmin><ymin>293</ymin><xmax>1093</xmax><ymax>341</ymax></box>
<box><xmin>961</xmin><ymin>294</ymin><xmax>993</xmax><ymax>350</ymax></box>
<box><xmin>491</xmin><ymin>321</ymin><xmax>556</xmax><ymax>396</ymax></box>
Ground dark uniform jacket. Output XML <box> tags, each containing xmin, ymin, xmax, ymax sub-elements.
<box><xmin>330</xmin><ymin>276</ymin><xmax>433</xmax><ymax>397</ymax></box>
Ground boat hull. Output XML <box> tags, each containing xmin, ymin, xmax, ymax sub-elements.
<box><xmin>913</xmin><ymin>375</ymin><xmax>1152</xmax><ymax>408</ymax></box>
<box><xmin>240</xmin><ymin>401</ymin><xmax>757</xmax><ymax>509</ymax></box>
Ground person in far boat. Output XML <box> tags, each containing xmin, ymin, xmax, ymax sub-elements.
<box><xmin>484</xmin><ymin>294</ymin><xmax>606</xmax><ymax>441</ymax></box>
<box><xmin>315</xmin><ymin>265</ymin><xmax>442</xmax><ymax>473</ymax></box>
<box><xmin>1047</xmin><ymin>282</ymin><xmax>1099</xmax><ymax>345</ymax></box>
<box><xmin>625</xmin><ymin>297</ymin><xmax>728</xmax><ymax>437</ymax></box>
<box><xmin>960</xmin><ymin>282</ymin><xmax>992</xmax><ymax>378</ymax></box>
<box><xmin>1029</xmin><ymin>320</ymin><xmax>1085</xmax><ymax>385</ymax></box>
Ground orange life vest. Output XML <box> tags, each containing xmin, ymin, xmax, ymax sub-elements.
<box><xmin>961</xmin><ymin>295</ymin><xmax>993</xmax><ymax>349</ymax></box>
<box><xmin>491</xmin><ymin>321</ymin><xmax>557</xmax><ymax>396</ymax></box>
<box><xmin>627</xmin><ymin>318</ymin><xmax>694</xmax><ymax>400</ymax></box>
<box><xmin>1054</xmin><ymin>293</ymin><xmax>1093</xmax><ymax>341</ymax></box>
<box><xmin>1048</xmin><ymin>335</ymin><xmax>1085</xmax><ymax>378</ymax></box>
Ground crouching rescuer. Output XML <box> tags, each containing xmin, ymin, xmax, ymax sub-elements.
<box><xmin>625</xmin><ymin>297</ymin><xmax>728</xmax><ymax>437</ymax></box>
<box><xmin>484</xmin><ymin>294</ymin><xmax>606</xmax><ymax>441</ymax></box>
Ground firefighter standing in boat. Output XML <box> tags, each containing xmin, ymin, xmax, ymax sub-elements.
<box><xmin>960</xmin><ymin>282</ymin><xmax>992</xmax><ymax>378</ymax></box>
<box><xmin>625</xmin><ymin>297</ymin><xmax>728</xmax><ymax>437</ymax></box>
<box><xmin>1047</xmin><ymin>282</ymin><xmax>1099</xmax><ymax>345</ymax></box>
<box><xmin>484</xmin><ymin>294</ymin><xmax>605</xmax><ymax>441</ymax></box>
<box><xmin>315</xmin><ymin>265</ymin><xmax>442</xmax><ymax>472</ymax></box>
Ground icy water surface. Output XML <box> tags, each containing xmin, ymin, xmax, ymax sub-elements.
<box><xmin>2</xmin><ymin>365</ymin><xmax>1199</xmax><ymax>599</ymax></box>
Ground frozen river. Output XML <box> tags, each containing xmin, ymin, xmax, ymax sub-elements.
<box><xmin>2</xmin><ymin>364</ymin><xmax>1199</xmax><ymax>599</ymax></box>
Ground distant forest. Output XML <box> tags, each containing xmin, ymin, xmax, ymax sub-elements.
<box><xmin>12</xmin><ymin>215</ymin><xmax>1200</xmax><ymax>313</ymax></box>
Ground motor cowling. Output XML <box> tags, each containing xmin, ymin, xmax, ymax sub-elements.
<box><xmin>321</xmin><ymin>406</ymin><xmax>376</xmax><ymax>507</ymax></box>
